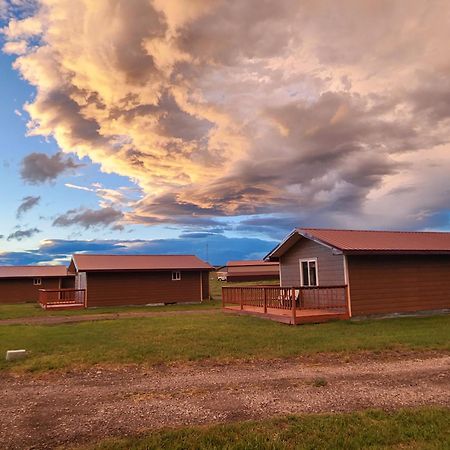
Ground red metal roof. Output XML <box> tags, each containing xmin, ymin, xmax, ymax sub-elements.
<box><xmin>299</xmin><ymin>228</ymin><xmax>450</xmax><ymax>253</ymax></box>
<box><xmin>72</xmin><ymin>254</ymin><xmax>213</xmax><ymax>272</ymax></box>
<box><xmin>0</xmin><ymin>265</ymin><xmax>69</xmax><ymax>279</ymax></box>
<box><xmin>226</xmin><ymin>260</ymin><xmax>279</xmax><ymax>267</ymax></box>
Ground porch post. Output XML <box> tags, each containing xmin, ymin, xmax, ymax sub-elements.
<box><xmin>263</xmin><ymin>288</ymin><xmax>267</xmax><ymax>314</ymax></box>
<box><xmin>240</xmin><ymin>288</ymin><xmax>243</xmax><ymax>310</ymax></box>
<box><xmin>291</xmin><ymin>287</ymin><xmax>296</xmax><ymax>324</ymax></box>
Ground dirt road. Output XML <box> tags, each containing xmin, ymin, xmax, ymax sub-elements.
<box><xmin>0</xmin><ymin>308</ymin><xmax>220</xmax><ymax>326</ymax></box>
<box><xmin>1</xmin><ymin>352</ymin><xmax>449</xmax><ymax>449</ymax></box>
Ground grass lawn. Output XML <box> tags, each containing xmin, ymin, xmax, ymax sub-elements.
<box><xmin>0</xmin><ymin>274</ymin><xmax>277</xmax><ymax>320</ymax></box>
<box><xmin>1</xmin><ymin>313</ymin><xmax>448</xmax><ymax>373</ymax></box>
<box><xmin>73</xmin><ymin>407</ymin><xmax>450</xmax><ymax>450</ymax></box>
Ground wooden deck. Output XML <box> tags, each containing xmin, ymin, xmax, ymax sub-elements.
<box><xmin>223</xmin><ymin>304</ymin><xmax>348</xmax><ymax>324</ymax></box>
<box><xmin>38</xmin><ymin>288</ymin><xmax>86</xmax><ymax>310</ymax></box>
<box><xmin>222</xmin><ymin>285</ymin><xmax>349</xmax><ymax>325</ymax></box>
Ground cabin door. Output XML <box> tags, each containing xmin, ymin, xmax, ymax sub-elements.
<box><xmin>75</xmin><ymin>272</ymin><xmax>87</xmax><ymax>290</ymax></box>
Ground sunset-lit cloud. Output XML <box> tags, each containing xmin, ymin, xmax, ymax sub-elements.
<box><xmin>2</xmin><ymin>0</ymin><xmax>450</xmax><ymax>233</ymax></box>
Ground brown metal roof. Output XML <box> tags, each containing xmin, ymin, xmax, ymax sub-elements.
<box><xmin>0</xmin><ymin>265</ymin><xmax>69</xmax><ymax>279</ymax></box>
<box><xmin>226</xmin><ymin>260</ymin><xmax>279</xmax><ymax>267</ymax></box>
<box><xmin>266</xmin><ymin>228</ymin><xmax>450</xmax><ymax>259</ymax></box>
<box><xmin>299</xmin><ymin>228</ymin><xmax>450</xmax><ymax>252</ymax></box>
<box><xmin>72</xmin><ymin>254</ymin><xmax>213</xmax><ymax>272</ymax></box>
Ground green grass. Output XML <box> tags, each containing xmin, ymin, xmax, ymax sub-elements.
<box><xmin>1</xmin><ymin>313</ymin><xmax>448</xmax><ymax>373</ymax></box>
<box><xmin>0</xmin><ymin>274</ymin><xmax>276</xmax><ymax>320</ymax></box>
<box><xmin>73</xmin><ymin>408</ymin><xmax>450</xmax><ymax>450</ymax></box>
<box><xmin>0</xmin><ymin>300</ymin><xmax>221</xmax><ymax>320</ymax></box>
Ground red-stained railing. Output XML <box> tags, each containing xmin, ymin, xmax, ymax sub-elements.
<box><xmin>38</xmin><ymin>288</ymin><xmax>86</xmax><ymax>310</ymax></box>
<box><xmin>222</xmin><ymin>285</ymin><xmax>348</xmax><ymax>317</ymax></box>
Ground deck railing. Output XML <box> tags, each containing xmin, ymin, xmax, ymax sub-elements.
<box><xmin>38</xmin><ymin>288</ymin><xmax>86</xmax><ymax>309</ymax></box>
<box><xmin>222</xmin><ymin>285</ymin><xmax>348</xmax><ymax>317</ymax></box>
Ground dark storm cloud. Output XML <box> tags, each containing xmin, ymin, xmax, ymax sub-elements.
<box><xmin>16</xmin><ymin>195</ymin><xmax>40</xmax><ymax>218</ymax></box>
<box><xmin>7</xmin><ymin>227</ymin><xmax>41</xmax><ymax>241</ymax></box>
<box><xmin>20</xmin><ymin>151</ymin><xmax>82</xmax><ymax>184</ymax></box>
<box><xmin>0</xmin><ymin>234</ymin><xmax>278</xmax><ymax>266</ymax></box>
<box><xmin>53</xmin><ymin>207</ymin><xmax>124</xmax><ymax>229</ymax></box>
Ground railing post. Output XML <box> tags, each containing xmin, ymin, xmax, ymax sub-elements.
<box><xmin>291</xmin><ymin>287</ymin><xmax>296</xmax><ymax>324</ymax></box>
<box><xmin>222</xmin><ymin>287</ymin><xmax>225</xmax><ymax>308</ymax></box>
<box><xmin>240</xmin><ymin>288</ymin><xmax>243</xmax><ymax>310</ymax></box>
<box><xmin>263</xmin><ymin>288</ymin><xmax>267</xmax><ymax>314</ymax></box>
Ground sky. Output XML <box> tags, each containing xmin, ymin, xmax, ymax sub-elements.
<box><xmin>1</xmin><ymin>0</ymin><xmax>450</xmax><ymax>266</ymax></box>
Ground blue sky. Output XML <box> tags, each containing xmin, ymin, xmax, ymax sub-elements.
<box><xmin>1</xmin><ymin>1</ymin><xmax>450</xmax><ymax>266</ymax></box>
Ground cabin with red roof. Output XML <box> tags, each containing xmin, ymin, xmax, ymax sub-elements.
<box><xmin>66</xmin><ymin>254</ymin><xmax>213</xmax><ymax>308</ymax></box>
<box><xmin>266</xmin><ymin>228</ymin><xmax>450</xmax><ymax>317</ymax></box>
<box><xmin>217</xmin><ymin>260</ymin><xmax>279</xmax><ymax>282</ymax></box>
<box><xmin>222</xmin><ymin>228</ymin><xmax>450</xmax><ymax>324</ymax></box>
<box><xmin>0</xmin><ymin>265</ymin><xmax>74</xmax><ymax>304</ymax></box>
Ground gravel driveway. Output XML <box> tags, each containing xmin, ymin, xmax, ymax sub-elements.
<box><xmin>1</xmin><ymin>351</ymin><xmax>449</xmax><ymax>449</ymax></box>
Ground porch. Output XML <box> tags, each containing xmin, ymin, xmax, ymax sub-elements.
<box><xmin>38</xmin><ymin>288</ymin><xmax>86</xmax><ymax>310</ymax></box>
<box><xmin>222</xmin><ymin>285</ymin><xmax>349</xmax><ymax>325</ymax></box>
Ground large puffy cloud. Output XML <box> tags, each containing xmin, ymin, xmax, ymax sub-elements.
<box><xmin>3</xmin><ymin>0</ymin><xmax>450</xmax><ymax>233</ymax></box>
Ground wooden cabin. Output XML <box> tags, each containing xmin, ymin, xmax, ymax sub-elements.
<box><xmin>217</xmin><ymin>260</ymin><xmax>279</xmax><ymax>282</ymax></box>
<box><xmin>265</xmin><ymin>228</ymin><xmax>450</xmax><ymax>317</ymax></box>
<box><xmin>67</xmin><ymin>254</ymin><xmax>213</xmax><ymax>307</ymax></box>
<box><xmin>0</xmin><ymin>265</ymin><xmax>74</xmax><ymax>304</ymax></box>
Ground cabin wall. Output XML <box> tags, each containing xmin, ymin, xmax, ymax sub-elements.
<box><xmin>280</xmin><ymin>238</ymin><xmax>345</xmax><ymax>287</ymax></box>
<box><xmin>86</xmin><ymin>270</ymin><xmax>204</xmax><ymax>307</ymax></box>
<box><xmin>201</xmin><ymin>271</ymin><xmax>210</xmax><ymax>300</ymax></box>
<box><xmin>0</xmin><ymin>277</ymin><xmax>61</xmax><ymax>304</ymax></box>
<box><xmin>348</xmin><ymin>254</ymin><xmax>450</xmax><ymax>316</ymax></box>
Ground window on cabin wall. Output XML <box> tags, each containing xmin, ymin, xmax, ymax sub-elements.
<box><xmin>172</xmin><ymin>271</ymin><xmax>181</xmax><ymax>281</ymax></box>
<box><xmin>299</xmin><ymin>259</ymin><xmax>318</xmax><ymax>286</ymax></box>
<box><xmin>33</xmin><ymin>278</ymin><xmax>42</xmax><ymax>286</ymax></box>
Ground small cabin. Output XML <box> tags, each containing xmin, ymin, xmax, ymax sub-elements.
<box><xmin>67</xmin><ymin>254</ymin><xmax>213</xmax><ymax>307</ymax></box>
<box><xmin>0</xmin><ymin>265</ymin><xmax>74</xmax><ymax>304</ymax></box>
<box><xmin>266</xmin><ymin>228</ymin><xmax>450</xmax><ymax>317</ymax></box>
<box><xmin>217</xmin><ymin>260</ymin><xmax>279</xmax><ymax>282</ymax></box>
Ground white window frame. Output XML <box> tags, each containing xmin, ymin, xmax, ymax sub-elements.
<box><xmin>33</xmin><ymin>278</ymin><xmax>42</xmax><ymax>286</ymax></box>
<box><xmin>299</xmin><ymin>258</ymin><xmax>319</xmax><ymax>287</ymax></box>
<box><xmin>171</xmin><ymin>271</ymin><xmax>181</xmax><ymax>281</ymax></box>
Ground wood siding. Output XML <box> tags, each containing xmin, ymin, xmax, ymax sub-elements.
<box><xmin>0</xmin><ymin>277</ymin><xmax>61</xmax><ymax>304</ymax></box>
<box><xmin>348</xmin><ymin>255</ymin><xmax>450</xmax><ymax>316</ymax></box>
<box><xmin>201</xmin><ymin>271</ymin><xmax>210</xmax><ymax>300</ymax></box>
<box><xmin>86</xmin><ymin>270</ymin><xmax>205</xmax><ymax>307</ymax></box>
<box><xmin>280</xmin><ymin>238</ymin><xmax>345</xmax><ymax>287</ymax></box>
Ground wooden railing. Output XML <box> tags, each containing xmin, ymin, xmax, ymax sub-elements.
<box><xmin>222</xmin><ymin>285</ymin><xmax>348</xmax><ymax>317</ymax></box>
<box><xmin>38</xmin><ymin>288</ymin><xmax>86</xmax><ymax>309</ymax></box>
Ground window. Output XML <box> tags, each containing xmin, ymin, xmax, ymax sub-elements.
<box><xmin>299</xmin><ymin>259</ymin><xmax>318</xmax><ymax>286</ymax></box>
<box><xmin>172</xmin><ymin>271</ymin><xmax>181</xmax><ymax>281</ymax></box>
<box><xmin>33</xmin><ymin>278</ymin><xmax>42</xmax><ymax>286</ymax></box>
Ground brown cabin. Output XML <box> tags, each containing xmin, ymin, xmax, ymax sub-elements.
<box><xmin>68</xmin><ymin>254</ymin><xmax>213</xmax><ymax>307</ymax></box>
<box><xmin>217</xmin><ymin>260</ymin><xmax>279</xmax><ymax>282</ymax></box>
<box><xmin>266</xmin><ymin>228</ymin><xmax>450</xmax><ymax>317</ymax></box>
<box><xmin>0</xmin><ymin>265</ymin><xmax>74</xmax><ymax>304</ymax></box>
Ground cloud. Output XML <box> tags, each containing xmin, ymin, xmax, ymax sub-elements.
<box><xmin>52</xmin><ymin>206</ymin><xmax>124</xmax><ymax>230</ymax></box>
<box><xmin>3</xmin><ymin>0</ymin><xmax>450</xmax><ymax>233</ymax></box>
<box><xmin>7</xmin><ymin>227</ymin><xmax>41</xmax><ymax>241</ymax></box>
<box><xmin>16</xmin><ymin>195</ymin><xmax>40</xmax><ymax>218</ymax></box>
<box><xmin>0</xmin><ymin>234</ymin><xmax>277</xmax><ymax>266</ymax></box>
<box><xmin>20</xmin><ymin>152</ymin><xmax>82</xmax><ymax>184</ymax></box>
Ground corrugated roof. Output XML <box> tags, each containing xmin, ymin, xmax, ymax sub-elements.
<box><xmin>265</xmin><ymin>228</ymin><xmax>450</xmax><ymax>260</ymax></box>
<box><xmin>227</xmin><ymin>260</ymin><xmax>279</xmax><ymax>267</ymax></box>
<box><xmin>0</xmin><ymin>265</ymin><xmax>69</xmax><ymax>278</ymax></box>
<box><xmin>299</xmin><ymin>228</ymin><xmax>450</xmax><ymax>252</ymax></box>
<box><xmin>72</xmin><ymin>254</ymin><xmax>213</xmax><ymax>271</ymax></box>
